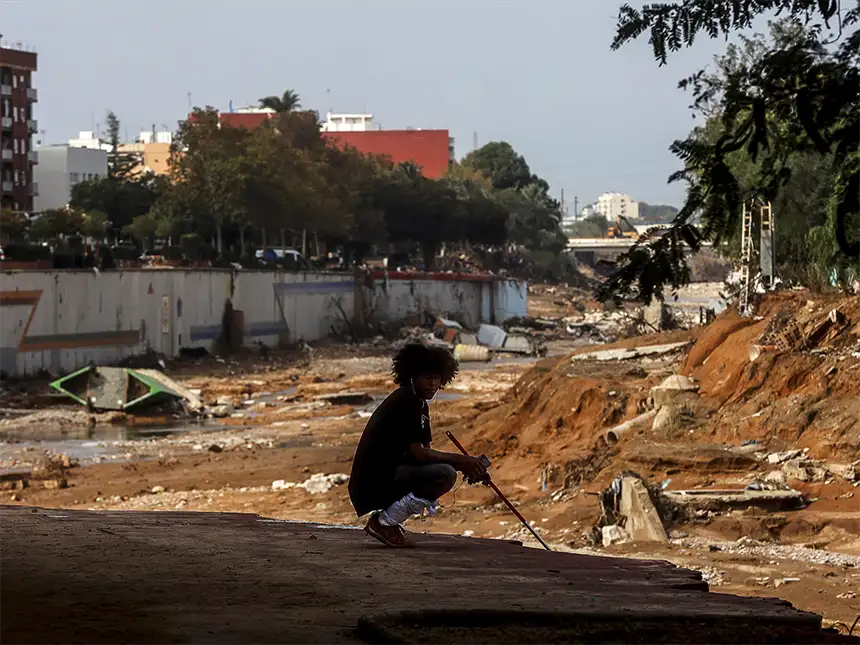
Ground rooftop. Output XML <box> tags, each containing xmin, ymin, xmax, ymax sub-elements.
<box><xmin>1</xmin><ymin>506</ymin><xmax>851</xmax><ymax>644</ymax></box>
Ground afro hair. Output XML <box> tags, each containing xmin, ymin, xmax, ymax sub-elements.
<box><xmin>391</xmin><ymin>342</ymin><xmax>459</xmax><ymax>388</ymax></box>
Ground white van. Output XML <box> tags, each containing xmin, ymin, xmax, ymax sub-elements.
<box><xmin>255</xmin><ymin>248</ymin><xmax>309</xmax><ymax>269</ymax></box>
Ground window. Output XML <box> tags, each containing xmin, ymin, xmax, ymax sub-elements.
<box><xmin>70</xmin><ymin>172</ymin><xmax>79</xmax><ymax>183</ymax></box>
<box><xmin>12</xmin><ymin>75</ymin><xmax>17</xmax><ymax>89</ymax></box>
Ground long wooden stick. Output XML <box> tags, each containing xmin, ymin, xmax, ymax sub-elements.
<box><xmin>446</xmin><ymin>431</ymin><xmax>552</xmax><ymax>551</ymax></box>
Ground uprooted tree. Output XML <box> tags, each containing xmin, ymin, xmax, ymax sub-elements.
<box><xmin>600</xmin><ymin>0</ymin><xmax>860</xmax><ymax>303</ymax></box>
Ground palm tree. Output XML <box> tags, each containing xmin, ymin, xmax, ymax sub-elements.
<box><xmin>258</xmin><ymin>90</ymin><xmax>301</xmax><ymax>113</ymax></box>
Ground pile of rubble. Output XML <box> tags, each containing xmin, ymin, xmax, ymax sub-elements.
<box><xmin>398</xmin><ymin>317</ymin><xmax>547</xmax><ymax>363</ymax></box>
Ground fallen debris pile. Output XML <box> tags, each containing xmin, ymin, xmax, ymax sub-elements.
<box><xmin>271</xmin><ymin>472</ymin><xmax>350</xmax><ymax>494</ymax></box>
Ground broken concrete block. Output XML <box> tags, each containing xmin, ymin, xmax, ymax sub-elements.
<box><xmin>766</xmin><ymin>450</ymin><xmax>802</xmax><ymax>465</ymax></box>
<box><xmin>764</xmin><ymin>470</ymin><xmax>787</xmax><ymax>486</ymax></box>
<box><xmin>650</xmin><ymin>374</ymin><xmax>699</xmax><ymax>408</ymax></box>
<box><xmin>781</xmin><ymin>458</ymin><xmax>828</xmax><ymax>483</ymax></box>
<box><xmin>477</xmin><ymin>324</ymin><xmax>507</xmax><ymax>349</ymax></box>
<box><xmin>210</xmin><ymin>404</ymin><xmax>234</xmax><ymax>418</ymax></box>
<box><xmin>619</xmin><ymin>476</ymin><xmax>667</xmax><ymax>543</ymax></box>
<box><xmin>652</xmin><ymin>406</ymin><xmax>675</xmax><ymax>432</ymax></box>
<box><xmin>827</xmin><ymin>461</ymin><xmax>859</xmax><ymax>482</ymax></box>
<box><xmin>644</xmin><ymin>300</ymin><xmax>671</xmax><ymax>331</ymax></box>
<box><xmin>601</xmin><ymin>524</ymin><xmax>629</xmax><ymax>547</ymax></box>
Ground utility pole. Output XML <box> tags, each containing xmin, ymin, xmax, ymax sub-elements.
<box><xmin>573</xmin><ymin>196</ymin><xmax>579</xmax><ymax>218</ymax></box>
<box><xmin>472</xmin><ymin>132</ymin><xmax>478</xmax><ymax>151</ymax></box>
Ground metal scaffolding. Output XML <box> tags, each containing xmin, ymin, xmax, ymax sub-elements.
<box><xmin>739</xmin><ymin>198</ymin><xmax>775</xmax><ymax>317</ymax></box>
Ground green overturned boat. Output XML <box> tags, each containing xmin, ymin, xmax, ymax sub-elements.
<box><xmin>50</xmin><ymin>366</ymin><xmax>205</xmax><ymax>414</ymax></box>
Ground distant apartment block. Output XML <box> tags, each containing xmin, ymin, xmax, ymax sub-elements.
<box><xmin>33</xmin><ymin>145</ymin><xmax>108</xmax><ymax>211</ymax></box>
<box><xmin>0</xmin><ymin>40</ymin><xmax>38</xmax><ymax>211</ymax></box>
<box><xmin>69</xmin><ymin>130</ymin><xmax>173</xmax><ymax>175</ymax></box>
<box><xmin>595</xmin><ymin>192</ymin><xmax>640</xmax><ymax>221</ymax></box>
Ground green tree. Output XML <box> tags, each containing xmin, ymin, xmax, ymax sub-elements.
<box><xmin>602</xmin><ymin>0</ymin><xmax>860</xmax><ymax>303</ymax></box>
<box><xmin>104</xmin><ymin>110</ymin><xmax>141</xmax><ymax>180</ymax></box>
<box><xmin>0</xmin><ymin>208</ymin><xmax>29</xmax><ymax>242</ymax></box>
<box><xmin>80</xmin><ymin>210</ymin><xmax>110</xmax><ymax>239</ymax></box>
<box><xmin>70</xmin><ymin>174</ymin><xmax>163</xmax><ymax>239</ymax></box>
<box><xmin>28</xmin><ymin>209</ymin><xmax>83</xmax><ymax>242</ymax></box>
<box><xmin>567</xmin><ymin>214</ymin><xmax>610</xmax><ymax>238</ymax></box>
<box><xmin>259</xmin><ymin>89</ymin><xmax>301</xmax><ymax>113</ymax></box>
<box><xmin>376</xmin><ymin>162</ymin><xmax>464</xmax><ymax>269</ymax></box>
<box><xmin>461</xmin><ymin>142</ymin><xmax>534</xmax><ymax>191</ymax></box>
<box><xmin>166</xmin><ymin>108</ymin><xmax>255</xmax><ymax>254</ymax></box>
<box><xmin>638</xmin><ymin>203</ymin><xmax>680</xmax><ymax>223</ymax></box>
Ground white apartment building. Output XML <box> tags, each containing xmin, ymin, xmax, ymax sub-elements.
<box><xmin>595</xmin><ymin>192</ymin><xmax>640</xmax><ymax>221</ymax></box>
<box><xmin>68</xmin><ymin>131</ymin><xmax>111</xmax><ymax>152</ymax></box>
<box><xmin>321</xmin><ymin>112</ymin><xmax>374</xmax><ymax>132</ymax></box>
<box><xmin>33</xmin><ymin>145</ymin><xmax>108</xmax><ymax>211</ymax></box>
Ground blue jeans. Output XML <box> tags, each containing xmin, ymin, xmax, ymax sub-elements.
<box><xmin>393</xmin><ymin>463</ymin><xmax>458</xmax><ymax>501</ymax></box>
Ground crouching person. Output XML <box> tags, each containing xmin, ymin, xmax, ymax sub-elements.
<box><xmin>348</xmin><ymin>342</ymin><xmax>488</xmax><ymax>547</ymax></box>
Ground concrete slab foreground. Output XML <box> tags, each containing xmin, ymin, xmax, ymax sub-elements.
<box><xmin>0</xmin><ymin>506</ymin><xmax>854</xmax><ymax>644</ymax></box>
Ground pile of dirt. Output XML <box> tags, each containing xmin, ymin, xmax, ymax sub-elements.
<box><xmin>679</xmin><ymin>293</ymin><xmax>860</xmax><ymax>459</ymax></box>
<box><xmin>453</xmin><ymin>356</ymin><xmax>657</xmax><ymax>492</ymax></box>
<box><xmin>456</xmin><ymin>291</ymin><xmax>860</xmax><ymax>492</ymax></box>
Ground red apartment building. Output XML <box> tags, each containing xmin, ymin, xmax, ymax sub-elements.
<box><xmin>0</xmin><ymin>40</ymin><xmax>38</xmax><ymax>211</ymax></box>
<box><xmin>215</xmin><ymin>108</ymin><xmax>453</xmax><ymax>179</ymax></box>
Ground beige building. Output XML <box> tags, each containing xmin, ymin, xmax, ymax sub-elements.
<box><xmin>596</xmin><ymin>192</ymin><xmax>640</xmax><ymax>221</ymax></box>
<box><xmin>117</xmin><ymin>141</ymin><xmax>171</xmax><ymax>175</ymax></box>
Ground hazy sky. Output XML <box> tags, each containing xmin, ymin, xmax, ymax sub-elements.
<box><xmin>3</xmin><ymin>0</ymin><xmax>744</xmax><ymax>208</ymax></box>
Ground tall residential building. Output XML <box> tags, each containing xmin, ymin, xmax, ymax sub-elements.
<box><xmin>0</xmin><ymin>40</ymin><xmax>38</xmax><ymax>211</ymax></box>
<box><xmin>33</xmin><ymin>145</ymin><xmax>108</xmax><ymax>211</ymax></box>
<box><xmin>595</xmin><ymin>192</ymin><xmax>640</xmax><ymax>221</ymax></box>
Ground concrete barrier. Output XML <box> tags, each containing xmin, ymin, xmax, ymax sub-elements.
<box><xmin>0</xmin><ymin>269</ymin><xmax>526</xmax><ymax>377</ymax></box>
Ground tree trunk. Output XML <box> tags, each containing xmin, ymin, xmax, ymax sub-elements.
<box><xmin>280</xmin><ymin>228</ymin><xmax>286</xmax><ymax>248</ymax></box>
<box><xmin>239</xmin><ymin>227</ymin><xmax>246</xmax><ymax>257</ymax></box>
<box><xmin>301</xmin><ymin>229</ymin><xmax>307</xmax><ymax>257</ymax></box>
<box><xmin>216</xmin><ymin>225</ymin><xmax>223</xmax><ymax>256</ymax></box>
<box><xmin>422</xmin><ymin>242</ymin><xmax>437</xmax><ymax>271</ymax></box>
<box><xmin>261</xmin><ymin>227</ymin><xmax>267</xmax><ymax>250</ymax></box>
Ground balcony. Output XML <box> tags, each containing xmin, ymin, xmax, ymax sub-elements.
<box><xmin>1</xmin><ymin>149</ymin><xmax>12</xmax><ymax>161</ymax></box>
<box><xmin>27</xmin><ymin>87</ymin><xmax>37</xmax><ymax>102</ymax></box>
<box><xmin>1</xmin><ymin>117</ymin><xmax>11</xmax><ymax>130</ymax></box>
<box><xmin>27</xmin><ymin>119</ymin><xmax>38</xmax><ymax>132</ymax></box>
<box><xmin>1</xmin><ymin>180</ymin><xmax>12</xmax><ymax>194</ymax></box>
<box><xmin>28</xmin><ymin>150</ymin><xmax>38</xmax><ymax>164</ymax></box>
<box><xmin>0</xmin><ymin>84</ymin><xmax>11</xmax><ymax>97</ymax></box>
<box><xmin>28</xmin><ymin>182</ymin><xmax>38</xmax><ymax>196</ymax></box>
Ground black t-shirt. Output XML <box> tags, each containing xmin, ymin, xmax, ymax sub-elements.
<box><xmin>348</xmin><ymin>387</ymin><xmax>431</xmax><ymax>516</ymax></box>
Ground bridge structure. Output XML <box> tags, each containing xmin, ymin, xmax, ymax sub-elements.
<box><xmin>565</xmin><ymin>237</ymin><xmax>713</xmax><ymax>266</ymax></box>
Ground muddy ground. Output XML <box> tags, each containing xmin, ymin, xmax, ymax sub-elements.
<box><xmin>1</xmin><ymin>285</ymin><xmax>858</xmax><ymax>634</ymax></box>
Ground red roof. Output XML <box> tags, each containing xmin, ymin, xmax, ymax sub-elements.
<box><xmin>210</xmin><ymin>111</ymin><xmax>451</xmax><ymax>178</ymax></box>
<box><xmin>323</xmin><ymin>130</ymin><xmax>450</xmax><ymax>178</ymax></box>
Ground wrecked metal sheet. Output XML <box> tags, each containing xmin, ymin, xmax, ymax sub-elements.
<box><xmin>50</xmin><ymin>366</ymin><xmax>187</xmax><ymax>412</ymax></box>
<box><xmin>572</xmin><ymin>341</ymin><xmax>690</xmax><ymax>362</ymax></box>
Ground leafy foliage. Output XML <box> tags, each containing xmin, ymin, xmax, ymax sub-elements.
<box><xmin>104</xmin><ymin>111</ymin><xmax>142</xmax><ymax>180</ymax></box>
<box><xmin>29</xmin><ymin>90</ymin><xmax>567</xmax><ymax>269</ymax></box>
<box><xmin>602</xmin><ymin>0</ymin><xmax>860</xmax><ymax>302</ymax></box>
<box><xmin>567</xmin><ymin>214</ymin><xmax>610</xmax><ymax>238</ymax></box>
